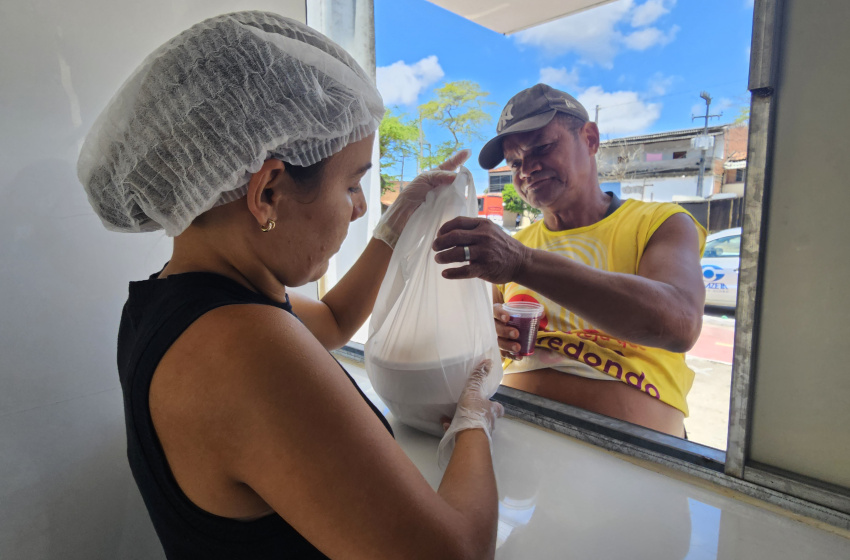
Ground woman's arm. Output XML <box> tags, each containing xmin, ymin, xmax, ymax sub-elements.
<box><xmin>178</xmin><ymin>305</ymin><xmax>499</xmax><ymax>560</ymax></box>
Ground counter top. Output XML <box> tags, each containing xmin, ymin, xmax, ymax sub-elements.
<box><xmin>340</xmin><ymin>358</ymin><xmax>850</xmax><ymax>560</ymax></box>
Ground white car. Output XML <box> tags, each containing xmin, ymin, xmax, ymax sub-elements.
<box><xmin>701</xmin><ymin>227</ymin><xmax>741</xmax><ymax>309</ymax></box>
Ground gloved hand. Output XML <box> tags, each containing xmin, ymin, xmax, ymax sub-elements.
<box><xmin>373</xmin><ymin>150</ymin><xmax>470</xmax><ymax>249</ymax></box>
<box><xmin>437</xmin><ymin>359</ymin><xmax>505</xmax><ymax>470</ymax></box>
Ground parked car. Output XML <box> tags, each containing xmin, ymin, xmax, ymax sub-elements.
<box><xmin>701</xmin><ymin>227</ymin><xmax>741</xmax><ymax>309</ymax></box>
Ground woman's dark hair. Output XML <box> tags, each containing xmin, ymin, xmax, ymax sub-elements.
<box><xmin>284</xmin><ymin>159</ymin><xmax>327</xmax><ymax>203</ymax></box>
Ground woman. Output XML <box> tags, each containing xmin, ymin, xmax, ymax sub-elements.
<box><xmin>78</xmin><ymin>12</ymin><xmax>503</xmax><ymax>560</ymax></box>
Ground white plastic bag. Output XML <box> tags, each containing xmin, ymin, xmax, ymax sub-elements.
<box><xmin>365</xmin><ymin>167</ymin><xmax>503</xmax><ymax>436</ymax></box>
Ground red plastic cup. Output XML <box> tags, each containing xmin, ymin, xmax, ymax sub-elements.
<box><xmin>503</xmin><ymin>301</ymin><xmax>544</xmax><ymax>356</ymax></box>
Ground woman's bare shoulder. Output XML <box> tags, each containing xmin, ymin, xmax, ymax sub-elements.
<box><xmin>154</xmin><ymin>302</ymin><xmax>343</xmax><ymax>406</ymax></box>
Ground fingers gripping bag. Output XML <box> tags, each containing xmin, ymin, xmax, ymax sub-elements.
<box><xmin>365</xmin><ymin>167</ymin><xmax>503</xmax><ymax>436</ymax></box>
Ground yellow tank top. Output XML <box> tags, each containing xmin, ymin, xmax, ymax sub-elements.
<box><xmin>499</xmin><ymin>199</ymin><xmax>706</xmax><ymax>416</ymax></box>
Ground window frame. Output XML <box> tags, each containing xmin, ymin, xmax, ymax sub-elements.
<box><xmin>335</xmin><ymin>0</ymin><xmax>850</xmax><ymax>531</ymax></box>
<box><xmin>735</xmin><ymin>167</ymin><xmax>747</xmax><ymax>182</ymax></box>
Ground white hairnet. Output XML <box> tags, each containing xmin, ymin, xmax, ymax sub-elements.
<box><xmin>78</xmin><ymin>11</ymin><xmax>384</xmax><ymax>236</ymax></box>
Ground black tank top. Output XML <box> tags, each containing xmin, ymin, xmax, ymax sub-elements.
<box><xmin>117</xmin><ymin>270</ymin><xmax>393</xmax><ymax>559</ymax></box>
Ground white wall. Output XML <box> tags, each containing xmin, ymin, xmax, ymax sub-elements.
<box><xmin>0</xmin><ymin>2</ymin><xmax>305</xmax><ymax>558</ymax></box>
<box><xmin>620</xmin><ymin>175</ymin><xmax>705</xmax><ymax>201</ymax></box>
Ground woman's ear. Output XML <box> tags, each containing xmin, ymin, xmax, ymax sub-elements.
<box><xmin>246</xmin><ymin>159</ymin><xmax>287</xmax><ymax>227</ymax></box>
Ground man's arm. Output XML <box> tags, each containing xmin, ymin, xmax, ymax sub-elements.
<box><xmin>434</xmin><ymin>213</ymin><xmax>705</xmax><ymax>353</ymax></box>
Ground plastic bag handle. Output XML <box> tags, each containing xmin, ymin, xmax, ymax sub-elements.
<box><xmin>455</xmin><ymin>166</ymin><xmax>477</xmax><ymax>218</ymax></box>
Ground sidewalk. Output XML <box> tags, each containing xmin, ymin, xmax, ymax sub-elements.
<box><xmin>683</xmin><ymin>312</ymin><xmax>735</xmax><ymax>450</ymax></box>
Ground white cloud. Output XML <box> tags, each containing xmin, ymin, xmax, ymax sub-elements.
<box><xmin>578</xmin><ymin>86</ymin><xmax>661</xmax><ymax>135</ymax></box>
<box><xmin>622</xmin><ymin>25</ymin><xmax>679</xmax><ymax>50</ymax></box>
<box><xmin>539</xmin><ymin>66</ymin><xmax>581</xmax><ymax>90</ymax></box>
<box><xmin>514</xmin><ymin>0</ymin><xmax>633</xmax><ymax>68</ymax></box>
<box><xmin>631</xmin><ymin>0</ymin><xmax>675</xmax><ymax>27</ymax></box>
<box><xmin>376</xmin><ymin>56</ymin><xmax>444</xmax><ymax>106</ymax></box>
<box><xmin>648</xmin><ymin>72</ymin><xmax>675</xmax><ymax>96</ymax></box>
<box><xmin>690</xmin><ymin>102</ymin><xmax>705</xmax><ymax>118</ymax></box>
<box><xmin>514</xmin><ymin>0</ymin><xmax>679</xmax><ymax>67</ymax></box>
<box><xmin>714</xmin><ymin>97</ymin><xmax>735</xmax><ymax>113</ymax></box>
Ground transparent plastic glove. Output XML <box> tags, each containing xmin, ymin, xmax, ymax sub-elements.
<box><xmin>373</xmin><ymin>150</ymin><xmax>470</xmax><ymax>248</ymax></box>
<box><xmin>437</xmin><ymin>359</ymin><xmax>505</xmax><ymax>470</ymax></box>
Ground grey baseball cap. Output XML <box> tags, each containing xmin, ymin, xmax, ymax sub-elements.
<box><xmin>478</xmin><ymin>83</ymin><xmax>589</xmax><ymax>169</ymax></box>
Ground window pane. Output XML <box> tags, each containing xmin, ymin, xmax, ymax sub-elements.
<box><xmin>705</xmin><ymin>236</ymin><xmax>740</xmax><ymax>257</ymax></box>
<box><xmin>375</xmin><ymin>0</ymin><xmax>754</xmax><ymax>453</ymax></box>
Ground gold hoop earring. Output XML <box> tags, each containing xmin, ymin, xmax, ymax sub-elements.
<box><xmin>260</xmin><ymin>219</ymin><xmax>276</xmax><ymax>232</ymax></box>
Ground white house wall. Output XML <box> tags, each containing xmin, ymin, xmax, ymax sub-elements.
<box><xmin>619</xmin><ymin>175</ymin><xmax>709</xmax><ymax>202</ymax></box>
<box><xmin>598</xmin><ymin>133</ymin><xmax>726</xmax><ymax>200</ymax></box>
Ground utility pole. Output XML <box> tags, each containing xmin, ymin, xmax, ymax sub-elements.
<box><xmin>639</xmin><ymin>179</ymin><xmax>654</xmax><ymax>201</ymax></box>
<box><xmin>595</xmin><ymin>104</ymin><xmax>600</xmax><ymax>123</ymax></box>
<box><xmin>692</xmin><ymin>91</ymin><xmax>722</xmax><ymax>197</ymax></box>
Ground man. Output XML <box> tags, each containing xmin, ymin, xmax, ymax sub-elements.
<box><xmin>432</xmin><ymin>84</ymin><xmax>706</xmax><ymax>437</ymax></box>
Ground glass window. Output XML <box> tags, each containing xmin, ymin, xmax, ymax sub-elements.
<box><xmin>374</xmin><ymin>0</ymin><xmax>754</xmax><ymax>456</ymax></box>
<box><xmin>704</xmin><ymin>235</ymin><xmax>741</xmax><ymax>258</ymax></box>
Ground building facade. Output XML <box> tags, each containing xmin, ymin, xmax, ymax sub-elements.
<box><xmin>596</xmin><ymin>125</ymin><xmax>730</xmax><ymax>202</ymax></box>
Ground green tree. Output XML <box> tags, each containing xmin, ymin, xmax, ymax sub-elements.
<box><xmin>501</xmin><ymin>183</ymin><xmax>540</xmax><ymax>221</ymax></box>
<box><xmin>734</xmin><ymin>106</ymin><xmax>750</xmax><ymax>125</ymax></box>
<box><xmin>418</xmin><ymin>80</ymin><xmax>496</xmax><ymax>170</ymax></box>
<box><xmin>378</xmin><ymin>108</ymin><xmax>419</xmax><ymax>194</ymax></box>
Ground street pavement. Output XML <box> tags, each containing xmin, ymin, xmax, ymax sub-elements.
<box><xmin>689</xmin><ymin>314</ymin><xmax>735</xmax><ymax>364</ymax></box>
<box><xmin>683</xmin><ymin>309</ymin><xmax>735</xmax><ymax>451</ymax></box>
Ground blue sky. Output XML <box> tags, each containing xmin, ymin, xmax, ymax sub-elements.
<box><xmin>375</xmin><ymin>0</ymin><xmax>755</xmax><ymax>192</ymax></box>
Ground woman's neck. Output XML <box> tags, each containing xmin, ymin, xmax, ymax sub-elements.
<box><xmin>161</xmin><ymin>228</ymin><xmax>289</xmax><ymax>303</ymax></box>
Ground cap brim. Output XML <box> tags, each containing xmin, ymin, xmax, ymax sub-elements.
<box><xmin>478</xmin><ymin>110</ymin><xmax>558</xmax><ymax>169</ymax></box>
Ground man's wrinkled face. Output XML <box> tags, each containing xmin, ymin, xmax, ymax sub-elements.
<box><xmin>502</xmin><ymin>118</ymin><xmax>596</xmax><ymax>211</ymax></box>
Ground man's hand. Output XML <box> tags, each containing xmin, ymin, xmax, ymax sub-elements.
<box><xmin>493</xmin><ymin>303</ymin><xmax>523</xmax><ymax>361</ymax></box>
<box><xmin>432</xmin><ymin>216</ymin><xmax>531</xmax><ymax>284</ymax></box>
